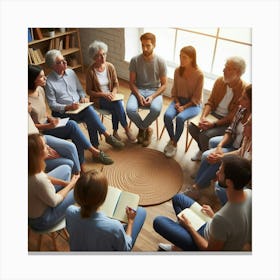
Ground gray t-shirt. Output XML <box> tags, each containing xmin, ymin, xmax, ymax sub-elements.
<box><xmin>129</xmin><ymin>54</ymin><xmax>167</xmax><ymax>89</ymax></box>
<box><xmin>204</xmin><ymin>189</ymin><xmax>252</xmax><ymax>251</ymax></box>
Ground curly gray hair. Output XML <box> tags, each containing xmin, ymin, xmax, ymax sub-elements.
<box><xmin>45</xmin><ymin>49</ymin><xmax>62</xmax><ymax>68</ymax></box>
<box><xmin>88</xmin><ymin>40</ymin><xmax>108</xmax><ymax>60</ymax></box>
<box><xmin>226</xmin><ymin>56</ymin><xmax>246</xmax><ymax>76</ymax></box>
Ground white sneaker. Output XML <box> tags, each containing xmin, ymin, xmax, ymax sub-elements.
<box><xmin>165</xmin><ymin>145</ymin><xmax>177</xmax><ymax>158</ymax></box>
<box><xmin>158</xmin><ymin>243</ymin><xmax>173</xmax><ymax>251</ymax></box>
<box><xmin>164</xmin><ymin>140</ymin><xmax>173</xmax><ymax>153</ymax></box>
<box><xmin>191</xmin><ymin>150</ymin><xmax>202</xmax><ymax>161</ymax></box>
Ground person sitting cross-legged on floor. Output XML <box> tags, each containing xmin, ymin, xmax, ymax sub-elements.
<box><xmin>153</xmin><ymin>155</ymin><xmax>252</xmax><ymax>251</ymax></box>
<box><xmin>66</xmin><ymin>169</ymin><xmax>146</xmax><ymax>251</ymax></box>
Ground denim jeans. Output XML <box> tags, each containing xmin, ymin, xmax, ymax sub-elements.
<box><xmin>44</xmin><ymin>134</ymin><xmax>80</xmax><ymax>174</ymax></box>
<box><xmin>164</xmin><ymin>99</ymin><xmax>201</xmax><ymax>143</ymax></box>
<box><xmin>153</xmin><ymin>194</ymin><xmax>206</xmax><ymax>251</ymax></box>
<box><xmin>53</xmin><ymin>106</ymin><xmax>106</xmax><ymax>147</ymax></box>
<box><xmin>214</xmin><ymin>182</ymin><xmax>228</xmax><ymax>206</ymax></box>
<box><xmin>126</xmin><ymin>89</ymin><xmax>162</xmax><ymax>130</ymax></box>
<box><xmin>100</xmin><ymin>98</ymin><xmax>128</xmax><ymax>131</ymax></box>
<box><xmin>28</xmin><ymin>165</ymin><xmax>75</xmax><ymax>231</ymax></box>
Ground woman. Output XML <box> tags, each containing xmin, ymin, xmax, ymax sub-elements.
<box><xmin>163</xmin><ymin>46</ymin><xmax>204</xmax><ymax>157</ymax></box>
<box><xmin>185</xmin><ymin>84</ymin><xmax>252</xmax><ymax>198</ymax></box>
<box><xmin>66</xmin><ymin>169</ymin><xmax>146</xmax><ymax>251</ymax></box>
<box><xmin>28</xmin><ymin>133</ymin><xmax>79</xmax><ymax>231</ymax></box>
<box><xmin>86</xmin><ymin>40</ymin><xmax>136</xmax><ymax>143</ymax></box>
<box><xmin>28</xmin><ymin>64</ymin><xmax>113</xmax><ymax>168</ymax></box>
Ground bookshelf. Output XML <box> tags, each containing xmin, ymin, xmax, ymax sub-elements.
<box><xmin>28</xmin><ymin>28</ymin><xmax>84</xmax><ymax>73</ymax></box>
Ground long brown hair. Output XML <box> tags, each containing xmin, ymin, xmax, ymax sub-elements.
<box><xmin>74</xmin><ymin>170</ymin><xmax>108</xmax><ymax>218</ymax></box>
<box><xmin>28</xmin><ymin>134</ymin><xmax>46</xmax><ymax>176</ymax></box>
<box><xmin>179</xmin><ymin>45</ymin><xmax>198</xmax><ymax>76</ymax></box>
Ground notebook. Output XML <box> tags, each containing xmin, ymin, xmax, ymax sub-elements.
<box><xmin>65</xmin><ymin>102</ymin><xmax>93</xmax><ymax>114</ymax></box>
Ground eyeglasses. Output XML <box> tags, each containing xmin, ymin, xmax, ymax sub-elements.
<box><xmin>56</xmin><ymin>59</ymin><xmax>67</xmax><ymax>65</ymax></box>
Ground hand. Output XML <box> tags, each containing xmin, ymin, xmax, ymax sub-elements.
<box><xmin>143</xmin><ymin>96</ymin><xmax>153</xmax><ymax>106</ymax></box>
<box><xmin>126</xmin><ymin>206</ymin><xmax>136</xmax><ymax>222</ymax></box>
<box><xmin>176</xmin><ymin>105</ymin><xmax>185</xmax><ymax>113</ymax></box>
<box><xmin>80</xmin><ymin>97</ymin><xmax>89</xmax><ymax>103</ymax></box>
<box><xmin>46</xmin><ymin>146</ymin><xmax>60</xmax><ymax>159</ymax></box>
<box><xmin>70</xmin><ymin>174</ymin><xmax>80</xmax><ymax>186</ymax></box>
<box><xmin>207</xmin><ymin>152</ymin><xmax>223</xmax><ymax>164</ymax></box>
<box><xmin>71</xmin><ymin>103</ymin><xmax>79</xmax><ymax>110</ymax></box>
<box><xmin>201</xmin><ymin>205</ymin><xmax>214</xmax><ymax>218</ymax></box>
<box><xmin>177</xmin><ymin>213</ymin><xmax>193</xmax><ymax>229</ymax></box>
<box><xmin>47</xmin><ymin>116</ymin><xmax>59</xmax><ymax>127</ymax></box>
<box><xmin>138</xmin><ymin>95</ymin><xmax>146</xmax><ymax>107</ymax></box>
<box><xmin>198</xmin><ymin>120</ymin><xmax>212</xmax><ymax>130</ymax></box>
<box><xmin>105</xmin><ymin>92</ymin><xmax>114</xmax><ymax>101</ymax></box>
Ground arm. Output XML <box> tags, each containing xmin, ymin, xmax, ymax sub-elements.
<box><xmin>56</xmin><ymin>174</ymin><xmax>80</xmax><ymax>199</ymax></box>
<box><xmin>48</xmin><ymin>176</ymin><xmax>68</xmax><ymax>187</ymax></box>
<box><xmin>125</xmin><ymin>207</ymin><xmax>136</xmax><ymax>237</ymax></box>
<box><xmin>129</xmin><ymin>71</ymin><xmax>146</xmax><ymax>106</ymax></box>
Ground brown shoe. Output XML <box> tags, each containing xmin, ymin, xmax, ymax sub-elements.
<box><xmin>142</xmin><ymin>127</ymin><xmax>153</xmax><ymax>147</ymax></box>
<box><xmin>137</xmin><ymin>128</ymin><xmax>145</xmax><ymax>144</ymax></box>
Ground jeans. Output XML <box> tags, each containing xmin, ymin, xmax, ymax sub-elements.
<box><xmin>164</xmin><ymin>99</ymin><xmax>201</xmax><ymax>143</ymax></box>
<box><xmin>123</xmin><ymin>206</ymin><xmax>147</xmax><ymax>248</ymax></box>
<box><xmin>214</xmin><ymin>182</ymin><xmax>228</xmax><ymax>206</ymax></box>
<box><xmin>153</xmin><ymin>194</ymin><xmax>206</xmax><ymax>251</ymax></box>
<box><xmin>126</xmin><ymin>89</ymin><xmax>162</xmax><ymax>130</ymax></box>
<box><xmin>44</xmin><ymin>135</ymin><xmax>80</xmax><ymax>174</ymax></box>
<box><xmin>28</xmin><ymin>165</ymin><xmax>75</xmax><ymax>231</ymax></box>
<box><xmin>53</xmin><ymin>106</ymin><xmax>106</xmax><ymax>147</ymax></box>
<box><xmin>100</xmin><ymin>98</ymin><xmax>128</xmax><ymax>131</ymax></box>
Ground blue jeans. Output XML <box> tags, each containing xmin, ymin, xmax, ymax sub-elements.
<box><xmin>214</xmin><ymin>182</ymin><xmax>228</xmax><ymax>206</ymax></box>
<box><xmin>153</xmin><ymin>194</ymin><xmax>206</xmax><ymax>251</ymax></box>
<box><xmin>100</xmin><ymin>98</ymin><xmax>128</xmax><ymax>131</ymax></box>
<box><xmin>126</xmin><ymin>89</ymin><xmax>162</xmax><ymax>130</ymax></box>
<box><xmin>123</xmin><ymin>206</ymin><xmax>146</xmax><ymax>248</ymax></box>
<box><xmin>164</xmin><ymin>99</ymin><xmax>201</xmax><ymax>143</ymax></box>
<box><xmin>44</xmin><ymin>135</ymin><xmax>80</xmax><ymax>174</ymax></box>
<box><xmin>28</xmin><ymin>165</ymin><xmax>75</xmax><ymax>231</ymax></box>
<box><xmin>53</xmin><ymin>106</ymin><xmax>106</xmax><ymax>147</ymax></box>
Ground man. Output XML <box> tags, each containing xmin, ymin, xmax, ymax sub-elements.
<box><xmin>189</xmin><ymin>56</ymin><xmax>247</xmax><ymax>161</ymax></box>
<box><xmin>126</xmin><ymin>32</ymin><xmax>167</xmax><ymax>147</ymax></box>
<box><xmin>44</xmin><ymin>49</ymin><xmax>124</xmax><ymax>150</ymax></box>
<box><xmin>153</xmin><ymin>155</ymin><xmax>252</xmax><ymax>251</ymax></box>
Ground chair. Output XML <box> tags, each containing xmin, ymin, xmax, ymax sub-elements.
<box><xmin>28</xmin><ymin>218</ymin><xmax>69</xmax><ymax>251</ymax></box>
<box><xmin>159</xmin><ymin>119</ymin><xmax>193</xmax><ymax>153</ymax></box>
<box><xmin>95</xmin><ymin>108</ymin><xmax>112</xmax><ymax>140</ymax></box>
<box><xmin>128</xmin><ymin>107</ymin><xmax>159</xmax><ymax>139</ymax></box>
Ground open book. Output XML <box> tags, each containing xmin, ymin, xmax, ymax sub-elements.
<box><xmin>55</xmin><ymin>117</ymin><xmax>69</xmax><ymax>128</ymax></box>
<box><xmin>112</xmin><ymin>93</ymin><xmax>124</xmax><ymax>101</ymax></box>
<box><xmin>190</xmin><ymin>113</ymin><xmax>218</xmax><ymax>127</ymax></box>
<box><xmin>99</xmin><ymin>186</ymin><xmax>140</xmax><ymax>223</ymax></box>
<box><xmin>65</xmin><ymin>102</ymin><xmax>93</xmax><ymax>114</ymax></box>
<box><xmin>177</xmin><ymin>202</ymin><xmax>212</xmax><ymax>231</ymax></box>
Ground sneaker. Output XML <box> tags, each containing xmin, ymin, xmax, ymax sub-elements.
<box><xmin>93</xmin><ymin>151</ymin><xmax>114</xmax><ymax>165</ymax></box>
<box><xmin>106</xmin><ymin>135</ymin><xmax>125</xmax><ymax>149</ymax></box>
<box><xmin>165</xmin><ymin>144</ymin><xmax>177</xmax><ymax>158</ymax></box>
<box><xmin>164</xmin><ymin>140</ymin><xmax>173</xmax><ymax>153</ymax></box>
<box><xmin>142</xmin><ymin>127</ymin><xmax>153</xmax><ymax>147</ymax></box>
<box><xmin>137</xmin><ymin>128</ymin><xmax>145</xmax><ymax>144</ymax></box>
<box><xmin>183</xmin><ymin>185</ymin><xmax>200</xmax><ymax>200</ymax></box>
<box><xmin>158</xmin><ymin>243</ymin><xmax>173</xmax><ymax>251</ymax></box>
<box><xmin>126</xmin><ymin>129</ymin><xmax>137</xmax><ymax>143</ymax></box>
<box><xmin>113</xmin><ymin>130</ymin><xmax>122</xmax><ymax>141</ymax></box>
<box><xmin>191</xmin><ymin>150</ymin><xmax>202</xmax><ymax>161</ymax></box>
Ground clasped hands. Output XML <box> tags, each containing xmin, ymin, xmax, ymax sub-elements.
<box><xmin>139</xmin><ymin>95</ymin><xmax>153</xmax><ymax>107</ymax></box>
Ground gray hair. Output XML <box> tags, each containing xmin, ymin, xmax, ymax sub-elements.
<box><xmin>226</xmin><ymin>56</ymin><xmax>246</xmax><ymax>76</ymax></box>
<box><xmin>45</xmin><ymin>49</ymin><xmax>62</xmax><ymax>68</ymax></box>
<box><xmin>88</xmin><ymin>40</ymin><xmax>108</xmax><ymax>60</ymax></box>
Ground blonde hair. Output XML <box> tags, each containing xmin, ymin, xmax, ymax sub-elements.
<box><xmin>74</xmin><ymin>170</ymin><xmax>108</xmax><ymax>218</ymax></box>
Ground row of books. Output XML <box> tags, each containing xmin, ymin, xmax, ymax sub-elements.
<box><xmin>28</xmin><ymin>48</ymin><xmax>45</xmax><ymax>64</ymax></box>
<box><xmin>28</xmin><ymin>28</ymin><xmax>44</xmax><ymax>42</ymax></box>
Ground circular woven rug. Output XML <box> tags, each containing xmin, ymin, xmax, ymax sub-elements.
<box><xmin>103</xmin><ymin>146</ymin><xmax>183</xmax><ymax>206</ymax></box>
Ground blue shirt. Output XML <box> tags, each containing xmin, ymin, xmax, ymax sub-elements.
<box><xmin>45</xmin><ymin>69</ymin><xmax>86</xmax><ymax>114</ymax></box>
<box><xmin>65</xmin><ymin>205</ymin><xmax>132</xmax><ymax>251</ymax></box>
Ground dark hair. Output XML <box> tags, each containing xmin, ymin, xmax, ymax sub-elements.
<box><xmin>28</xmin><ymin>64</ymin><xmax>42</xmax><ymax>90</ymax></box>
<box><xmin>245</xmin><ymin>84</ymin><xmax>252</xmax><ymax>102</ymax></box>
<box><xmin>221</xmin><ymin>155</ymin><xmax>251</xmax><ymax>190</ymax></box>
<box><xmin>74</xmin><ymin>170</ymin><xmax>108</xmax><ymax>218</ymax></box>
<box><xmin>179</xmin><ymin>46</ymin><xmax>198</xmax><ymax>76</ymax></box>
<box><xmin>140</xmin><ymin>32</ymin><xmax>156</xmax><ymax>45</ymax></box>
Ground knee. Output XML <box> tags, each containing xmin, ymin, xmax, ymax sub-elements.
<box><xmin>164</xmin><ymin>112</ymin><xmax>173</xmax><ymax>124</ymax></box>
<box><xmin>175</xmin><ymin>115</ymin><xmax>185</xmax><ymax>126</ymax></box>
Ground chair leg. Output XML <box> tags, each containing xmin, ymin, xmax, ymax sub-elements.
<box><xmin>185</xmin><ymin>121</ymin><xmax>193</xmax><ymax>153</ymax></box>
<box><xmin>51</xmin><ymin>232</ymin><xmax>58</xmax><ymax>251</ymax></box>
<box><xmin>37</xmin><ymin>234</ymin><xmax>43</xmax><ymax>251</ymax></box>
<box><xmin>159</xmin><ymin>125</ymin><xmax>166</xmax><ymax>140</ymax></box>
<box><xmin>156</xmin><ymin>119</ymin><xmax>159</xmax><ymax>139</ymax></box>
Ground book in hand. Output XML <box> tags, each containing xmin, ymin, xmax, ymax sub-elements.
<box><xmin>55</xmin><ymin>117</ymin><xmax>69</xmax><ymax>128</ymax></box>
<box><xmin>99</xmin><ymin>186</ymin><xmax>140</xmax><ymax>223</ymax></box>
<box><xmin>177</xmin><ymin>202</ymin><xmax>212</xmax><ymax>231</ymax></box>
<box><xmin>112</xmin><ymin>93</ymin><xmax>124</xmax><ymax>101</ymax></box>
<box><xmin>190</xmin><ymin>113</ymin><xmax>218</xmax><ymax>127</ymax></box>
<box><xmin>65</xmin><ymin>102</ymin><xmax>93</xmax><ymax>114</ymax></box>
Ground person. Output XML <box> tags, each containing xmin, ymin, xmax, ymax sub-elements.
<box><xmin>163</xmin><ymin>46</ymin><xmax>204</xmax><ymax>158</ymax></box>
<box><xmin>153</xmin><ymin>155</ymin><xmax>252</xmax><ymax>251</ymax></box>
<box><xmin>188</xmin><ymin>56</ymin><xmax>247</xmax><ymax>161</ymax></box>
<box><xmin>28</xmin><ymin>133</ymin><xmax>80</xmax><ymax>231</ymax></box>
<box><xmin>185</xmin><ymin>84</ymin><xmax>252</xmax><ymax>198</ymax></box>
<box><xmin>28</xmin><ymin>64</ymin><xmax>114</xmax><ymax>168</ymax></box>
<box><xmin>126</xmin><ymin>32</ymin><xmax>167</xmax><ymax>147</ymax></box>
<box><xmin>66</xmin><ymin>169</ymin><xmax>146</xmax><ymax>251</ymax></box>
<box><xmin>86</xmin><ymin>40</ymin><xmax>137</xmax><ymax>143</ymax></box>
<box><xmin>44</xmin><ymin>49</ymin><xmax>124</xmax><ymax>150</ymax></box>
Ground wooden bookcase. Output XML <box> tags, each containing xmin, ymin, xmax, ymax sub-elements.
<box><xmin>28</xmin><ymin>28</ymin><xmax>84</xmax><ymax>73</ymax></box>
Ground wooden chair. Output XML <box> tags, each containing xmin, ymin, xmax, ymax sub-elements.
<box><xmin>28</xmin><ymin>218</ymin><xmax>69</xmax><ymax>251</ymax></box>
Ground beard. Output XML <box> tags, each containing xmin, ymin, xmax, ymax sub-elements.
<box><xmin>143</xmin><ymin>50</ymin><xmax>153</xmax><ymax>57</ymax></box>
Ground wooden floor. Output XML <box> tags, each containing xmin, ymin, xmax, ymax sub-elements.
<box><xmin>28</xmin><ymin>74</ymin><xmax>221</xmax><ymax>253</ymax></box>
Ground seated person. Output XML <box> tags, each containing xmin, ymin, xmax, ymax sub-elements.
<box><xmin>44</xmin><ymin>49</ymin><xmax>124</xmax><ymax>150</ymax></box>
<box><xmin>66</xmin><ymin>169</ymin><xmax>146</xmax><ymax>251</ymax></box>
<box><xmin>28</xmin><ymin>64</ymin><xmax>113</xmax><ymax>167</ymax></box>
<box><xmin>153</xmin><ymin>155</ymin><xmax>252</xmax><ymax>251</ymax></box>
<box><xmin>86</xmin><ymin>40</ymin><xmax>136</xmax><ymax>143</ymax></box>
<box><xmin>163</xmin><ymin>46</ymin><xmax>203</xmax><ymax>158</ymax></box>
<box><xmin>188</xmin><ymin>56</ymin><xmax>247</xmax><ymax>161</ymax></box>
<box><xmin>28</xmin><ymin>133</ymin><xmax>79</xmax><ymax>231</ymax></box>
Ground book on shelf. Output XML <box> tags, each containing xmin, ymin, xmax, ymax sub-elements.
<box><xmin>177</xmin><ymin>201</ymin><xmax>212</xmax><ymax>231</ymax></box>
<box><xmin>33</xmin><ymin>28</ymin><xmax>43</xmax><ymax>40</ymax></box>
<box><xmin>28</xmin><ymin>48</ymin><xmax>38</xmax><ymax>64</ymax></box>
<box><xmin>36</xmin><ymin>49</ymin><xmax>45</xmax><ymax>62</ymax></box>
<box><xmin>64</xmin><ymin>35</ymin><xmax>70</xmax><ymax>49</ymax></box>
<box><xmin>190</xmin><ymin>112</ymin><xmax>218</xmax><ymax>127</ymax></box>
<box><xmin>28</xmin><ymin>28</ymin><xmax>33</xmax><ymax>42</ymax></box>
<box><xmin>99</xmin><ymin>186</ymin><xmax>140</xmax><ymax>223</ymax></box>
<box><xmin>65</xmin><ymin>102</ymin><xmax>93</xmax><ymax>114</ymax></box>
